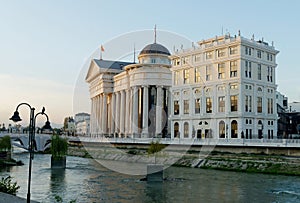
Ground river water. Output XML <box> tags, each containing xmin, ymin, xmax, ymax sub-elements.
<box><xmin>1</xmin><ymin>152</ymin><xmax>300</xmax><ymax>203</ymax></box>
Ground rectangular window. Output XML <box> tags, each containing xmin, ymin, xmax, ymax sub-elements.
<box><xmin>245</xmin><ymin>61</ymin><xmax>251</xmax><ymax>78</ymax></box>
<box><xmin>206</xmin><ymin>51</ymin><xmax>213</xmax><ymax>60</ymax></box>
<box><xmin>206</xmin><ymin>97</ymin><xmax>212</xmax><ymax>113</ymax></box>
<box><xmin>268</xmin><ymin>98</ymin><xmax>274</xmax><ymax>114</ymax></box>
<box><xmin>230</xmin><ymin>61</ymin><xmax>237</xmax><ymax>77</ymax></box>
<box><xmin>184</xmin><ymin>100</ymin><xmax>189</xmax><ymax>114</ymax></box>
<box><xmin>245</xmin><ymin>61</ymin><xmax>248</xmax><ymax>77</ymax></box>
<box><xmin>258</xmin><ymin>64</ymin><xmax>261</xmax><ymax>80</ymax></box>
<box><xmin>230</xmin><ymin>84</ymin><xmax>238</xmax><ymax>89</ymax></box>
<box><xmin>182</xmin><ymin>56</ymin><xmax>189</xmax><ymax>65</ymax></box>
<box><xmin>230</xmin><ymin>46</ymin><xmax>238</xmax><ymax>55</ymax></box>
<box><xmin>218</xmin><ymin>96</ymin><xmax>225</xmax><ymax>112</ymax></box>
<box><xmin>195</xmin><ymin>99</ymin><xmax>200</xmax><ymax>114</ymax></box>
<box><xmin>218</xmin><ymin>48</ymin><xmax>226</xmax><ymax>57</ymax></box>
<box><xmin>249</xmin><ymin>62</ymin><xmax>252</xmax><ymax>78</ymax></box>
<box><xmin>174</xmin><ymin>101</ymin><xmax>179</xmax><ymax>115</ymax></box>
<box><xmin>183</xmin><ymin>69</ymin><xmax>189</xmax><ymax>84</ymax></box>
<box><xmin>195</xmin><ymin>67</ymin><xmax>201</xmax><ymax>83</ymax></box>
<box><xmin>218</xmin><ymin>63</ymin><xmax>225</xmax><ymax>79</ymax></box>
<box><xmin>257</xmin><ymin>97</ymin><xmax>262</xmax><ymax>113</ymax></box>
<box><xmin>174</xmin><ymin>58</ymin><xmax>180</xmax><ymax>66</ymax></box>
<box><xmin>245</xmin><ymin>95</ymin><xmax>252</xmax><ymax>112</ymax></box>
<box><xmin>230</xmin><ymin>95</ymin><xmax>238</xmax><ymax>112</ymax></box>
<box><xmin>257</xmin><ymin>50</ymin><xmax>262</xmax><ymax>58</ymax></box>
<box><xmin>249</xmin><ymin>96</ymin><xmax>252</xmax><ymax>112</ymax></box>
<box><xmin>206</xmin><ymin>65</ymin><xmax>211</xmax><ymax>81</ymax></box>
<box><xmin>194</xmin><ymin>54</ymin><xmax>201</xmax><ymax>62</ymax></box>
<box><xmin>245</xmin><ymin>46</ymin><xmax>252</xmax><ymax>55</ymax></box>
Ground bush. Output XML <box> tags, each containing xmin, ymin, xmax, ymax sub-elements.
<box><xmin>148</xmin><ymin>141</ymin><xmax>165</xmax><ymax>155</ymax></box>
<box><xmin>0</xmin><ymin>136</ymin><xmax>12</xmax><ymax>152</ymax></box>
<box><xmin>0</xmin><ymin>176</ymin><xmax>20</xmax><ymax>195</ymax></box>
<box><xmin>51</xmin><ymin>135</ymin><xmax>68</xmax><ymax>160</ymax></box>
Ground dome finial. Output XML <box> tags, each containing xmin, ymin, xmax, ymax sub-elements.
<box><xmin>154</xmin><ymin>24</ymin><xmax>157</xmax><ymax>44</ymax></box>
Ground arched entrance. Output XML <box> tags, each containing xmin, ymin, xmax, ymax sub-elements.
<box><xmin>231</xmin><ymin>120</ymin><xmax>238</xmax><ymax>138</ymax></box>
<box><xmin>174</xmin><ymin>122</ymin><xmax>179</xmax><ymax>138</ymax></box>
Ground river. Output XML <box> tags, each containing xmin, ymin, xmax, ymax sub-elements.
<box><xmin>1</xmin><ymin>152</ymin><xmax>300</xmax><ymax>203</ymax></box>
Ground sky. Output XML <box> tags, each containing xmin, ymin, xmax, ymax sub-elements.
<box><xmin>0</xmin><ymin>0</ymin><xmax>300</xmax><ymax>127</ymax></box>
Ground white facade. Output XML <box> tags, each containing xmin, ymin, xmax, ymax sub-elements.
<box><xmin>86</xmin><ymin>43</ymin><xmax>172</xmax><ymax>138</ymax></box>
<box><xmin>86</xmin><ymin>34</ymin><xmax>279</xmax><ymax>140</ymax></box>
<box><xmin>76</xmin><ymin>118</ymin><xmax>90</xmax><ymax>136</ymax></box>
<box><xmin>170</xmin><ymin>34</ymin><xmax>279</xmax><ymax>139</ymax></box>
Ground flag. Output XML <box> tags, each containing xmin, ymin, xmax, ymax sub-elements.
<box><xmin>101</xmin><ymin>45</ymin><xmax>105</xmax><ymax>52</ymax></box>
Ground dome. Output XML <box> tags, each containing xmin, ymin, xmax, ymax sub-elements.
<box><xmin>139</xmin><ymin>43</ymin><xmax>170</xmax><ymax>56</ymax></box>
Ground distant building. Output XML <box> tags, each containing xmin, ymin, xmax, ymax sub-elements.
<box><xmin>74</xmin><ymin>113</ymin><xmax>90</xmax><ymax>136</ymax></box>
<box><xmin>74</xmin><ymin>112</ymin><xmax>90</xmax><ymax>124</ymax></box>
<box><xmin>276</xmin><ymin>92</ymin><xmax>289</xmax><ymax>138</ymax></box>
<box><xmin>64</xmin><ymin>117</ymin><xmax>75</xmax><ymax>136</ymax></box>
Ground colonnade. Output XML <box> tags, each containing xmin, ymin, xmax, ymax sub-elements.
<box><xmin>90</xmin><ymin>86</ymin><xmax>171</xmax><ymax>138</ymax></box>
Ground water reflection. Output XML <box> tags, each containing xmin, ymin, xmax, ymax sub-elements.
<box><xmin>145</xmin><ymin>182</ymin><xmax>165</xmax><ymax>203</ymax></box>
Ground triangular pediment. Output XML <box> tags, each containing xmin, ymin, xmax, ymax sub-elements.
<box><xmin>85</xmin><ymin>59</ymin><xmax>101</xmax><ymax>83</ymax></box>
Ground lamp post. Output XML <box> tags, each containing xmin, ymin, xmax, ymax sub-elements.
<box><xmin>10</xmin><ymin>103</ymin><xmax>52</xmax><ymax>203</ymax></box>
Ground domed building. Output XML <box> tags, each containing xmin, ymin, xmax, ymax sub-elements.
<box><xmin>86</xmin><ymin>42</ymin><xmax>172</xmax><ymax>138</ymax></box>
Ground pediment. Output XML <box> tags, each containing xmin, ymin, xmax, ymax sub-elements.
<box><xmin>85</xmin><ymin>59</ymin><xmax>100</xmax><ymax>83</ymax></box>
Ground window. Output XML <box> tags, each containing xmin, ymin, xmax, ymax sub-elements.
<box><xmin>206</xmin><ymin>97</ymin><xmax>212</xmax><ymax>113</ymax></box>
<box><xmin>218</xmin><ymin>86</ymin><xmax>225</xmax><ymax>91</ymax></box>
<box><xmin>245</xmin><ymin>95</ymin><xmax>252</xmax><ymax>112</ymax></box>
<box><xmin>174</xmin><ymin>122</ymin><xmax>179</xmax><ymax>138</ymax></box>
<box><xmin>231</xmin><ymin>120</ymin><xmax>238</xmax><ymax>138</ymax></box>
<box><xmin>267</xmin><ymin>53</ymin><xmax>273</xmax><ymax>61</ymax></box>
<box><xmin>206</xmin><ymin>65</ymin><xmax>212</xmax><ymax>81</ymax></box>
<box><xmin>230</xmin><ymin>46</ymin><xmax>238</xmax><ymax>55</ymax></box>
<box><xmin>230</xmin><ymin>95</ymin><xmax>238</xmax><ymax>112</ymax></box>
<box><xmin>218</xmin><ymin>96</ymin><xmax>225</xmax><ymax>112</ymax></box>
<box><xmin>219</xmin><ymin>121</ymin><xmax>225</xmax><ymax>138</ymax></box>
<box><xmin>245</xmin><ymin>46</ymin><xmax>252</xmax><ymax>55</ymax></box>
<box><xmin>184</xmin><ymin>122</ymin><xmax>189</xmax><ymax>138</ymax></box>
<box><xmin>257</xmin><ymin>97</ymin><xmax>262</xmax><ymax>113</ymax></box>
<box><xmin>174</xmin><ymin>71</ymin><xmax>179</xmax><ymax>85</ymax></box>
<box><xmin>258</xmin><ymin>64</ymin><xmax>261</xmax><ymax>80</ymax></box>
<box><xmin>183</xmin><ymin>69</ymin><xmax>189</xmax><ymax>84</ymax></box>
<box><xmin>174</xmin><ymin>101</ymin><xmax>179</xmax><ymax>115</ymax></box>
<box><xmin>230</xmin><ymin>84</ymin><xmax>238</xmax><ymax>89</ymax></box>
<box><xmin>257</xmin><ymin>50</ymin><xmax>262</xmax><ymax>58</ymax></box>
<box><xmin>195</xmin><ymin>67</ymin><xmax>201</xmax><ymax>83</ymax></box>
<box><xmin>174</xmin><ymin>58</ymin><xmax>180</xmax><ymax>66</ymax></box>
<box><xmin>151</xmin><ymin>58</ymin><xmax>156</xmax><ymax>63</ymax></box>
<box><xmin>182</xmin><ymin>56</ymin><xmax>189</xmax><ymax>64</ymax></box>
<box><xmin>267</xmin><ymin>66</ymin><xmax>273</xmax><ymax>82</ymax></box>
<box><xmin>218</xmin><ymin>48</ymin><xmax>226</xmax><ymax>57</ymax></box>
<box><xmin>218</xmin><ymin>63</ymin><xmax>225</xmax><ymax>79</ymax></box>
<box><xmin>230</xmin><ymin>61</ymin><xmax>237</xmax><ymax>77</ymax></box>
<box><xmin>268</xmin><ymin>98</ymin><xmax>273</xmax><ymax>114</ymax></box>
<box><xmin>195</xmin><ymin>99</ymin><xmax>200</xmax><ymax>114</ymax></box>
<box><xmin>245</xmin><ymin>61</ymin><xmax>252</xmax><ymax>78</ymax></box>
<box><xmin>194</xmin><ymin>54</ymin><xmax>201</xmax><ymax>62</ymax></box>
<box><xmin>206</xmin><ymin>51</ymin><xmax>213</xmax><ymax>60</ymax></box>
<box><xmin>184</xmin><ymin>100</ymin><xmax>189</xmax><ymax>114</ymax></box>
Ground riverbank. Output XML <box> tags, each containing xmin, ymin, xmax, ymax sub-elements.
<box><xmin>0</xmin><ymin>192</ymin><xmax>39</xmax><ymax>203</ymax></box>
<box><xmin>67</xmin><ymin>144</ymin><xmax>300</xmax><ymax>176</ymax></box>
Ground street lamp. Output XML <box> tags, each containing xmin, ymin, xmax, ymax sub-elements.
<box><xmin>10</xmin><ymin>103</ymin><xmax>52</xmax><ymax>203</ymax></box>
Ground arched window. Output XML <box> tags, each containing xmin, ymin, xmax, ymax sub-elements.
<box><xmin>231</xmin><ymin>120</ymin><xmax>238</xmax><ymax>138</ymax></box>
<box><xmin>219</xmin><ymin>121</ymin><xmax>225</xmax><ymax>138</ymax></box>
<box><xmin>174</xmin><ymin>122</ymin><xmax>179</xmax><ymax>138</ymax></box>
<box><xmin>184</xmin><ymin>122</ymin><xmax>189</xmax><ymax>138</ymax></box>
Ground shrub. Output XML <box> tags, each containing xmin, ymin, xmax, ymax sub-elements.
<box><xmin>0</xmin><ymin>136</ymin><xmax>12</xmax><ymax>152</ymax></box>
<box><xmin>51</xmin><ymin>135</ymin><xmax>68</xmax><ymax>160</ymax></box>
<box><xmin>0</xmin><ymin>176</ymin><xmax>20</xmax><ymax>195</ymax></box>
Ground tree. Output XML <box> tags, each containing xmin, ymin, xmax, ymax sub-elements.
<box><xmin>51</xmin><ymin>135</ymin><xmax>68</xmax><ymax>160</ymax></box>
<box><xmin>148</xmin><ymin>141</ymin><xmax>165</xmax><ymax>164</ymax></box>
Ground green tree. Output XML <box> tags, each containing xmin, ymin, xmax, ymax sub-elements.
<box><xmin>0</xmin><ymin>136</ymin><xmax>12</xmax><ymax>152</ymax></box>
<box><xmin>148</xmin><ymin>141</ymin><xmax>165</xmax><ymax>163</ymax></box>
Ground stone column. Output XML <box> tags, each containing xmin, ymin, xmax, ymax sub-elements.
<box><xmin>99</xmin><ymin>95</ymin><xmax>103</xmax><ymax>135</ymax></box>
<box><xmin>142</xmin><ymin>86</ymin><xmax>149</xmax><ymax>137</ymax></box>
<box><xmin>90</xmin><ymin>98</ymin><xmax>94</xmax><ymax>137</ymax></box>
<box><xmin>115</xmin><ymin>92</ymin><xmax>120</xmax><ymax>135</ymax></box>
<box><xmin>125</xmin><ymin>89</ymin><xmax>130</xmax><ymax>136</ymax></box>
<box><xmin>95</xmin><ymin>96</ymin><xmax>99</xmax><ymax>136</ymax></box>
<box><xmin>132</xmin><ymin>86</ymin><xmax>139</xmax><ymax>136</ymax></box>
<box><xmin>156</xmin><ymin>86</ymin><xmax>163</xmax><ymax>136</ymax></box>
<box><xmin>167</xmin><ymin>87</ymin><xmax>171</xmax><ymax>136</ymax></box>
<box><xmin>102</xmin><ymin>93</ymin><xmax>107</xmax><ymax>134</ymax></box>
<box><xmin>120</xmin><ymin>90</ymin><xmax>125</xmax><ymax>136</ymax></box>
<box><xmin>110</xmin><ymin>93</ymin><xmax>115</xmax><ymax>136</ymax></box>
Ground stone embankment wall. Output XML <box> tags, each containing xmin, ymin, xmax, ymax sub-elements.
<box><xmin>68</xmin><ymin>143</ymin><xmax>300</xmax><ymax>176</ymax></box>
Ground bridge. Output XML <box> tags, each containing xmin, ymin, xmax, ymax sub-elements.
<box><xmin>0</xmin><ymin>133</ymin><xmax>52</xmax><ymax>152</ymax></box>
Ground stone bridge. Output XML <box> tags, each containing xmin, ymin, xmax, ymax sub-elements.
<box><xmin>0</xmin><ymin>133</ymin><xmax>52</xmax><ymax>152</ymax></box>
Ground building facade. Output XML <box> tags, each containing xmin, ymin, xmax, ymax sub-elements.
<box><xmin>86</xmin><ymin>43</ymin><xmax>172</xmax><ymax>138</ymax></box>
<box><xmin>86</xmin><ymin>33</ymin><xmax>279</xmax><ymax>140</ymax></box>
<box><xmin>170</xmin><ymin>34</ymin><xmax>279</xmax><ymax>139</ymax></box>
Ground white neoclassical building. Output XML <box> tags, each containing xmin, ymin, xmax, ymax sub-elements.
<box><xmin>170</xmin><ymin>33</ymin><xmax>279</xmax><ymax>139</ymax></box>
<box><xmin>86</xmin><ymin>32</ymin><xmax>279</xmax><ymax>140</ymax></box>
<box><xmin>86</xmin><ymin>42</ymin><xmax>172</xmax><ymax>138</ymax></box>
